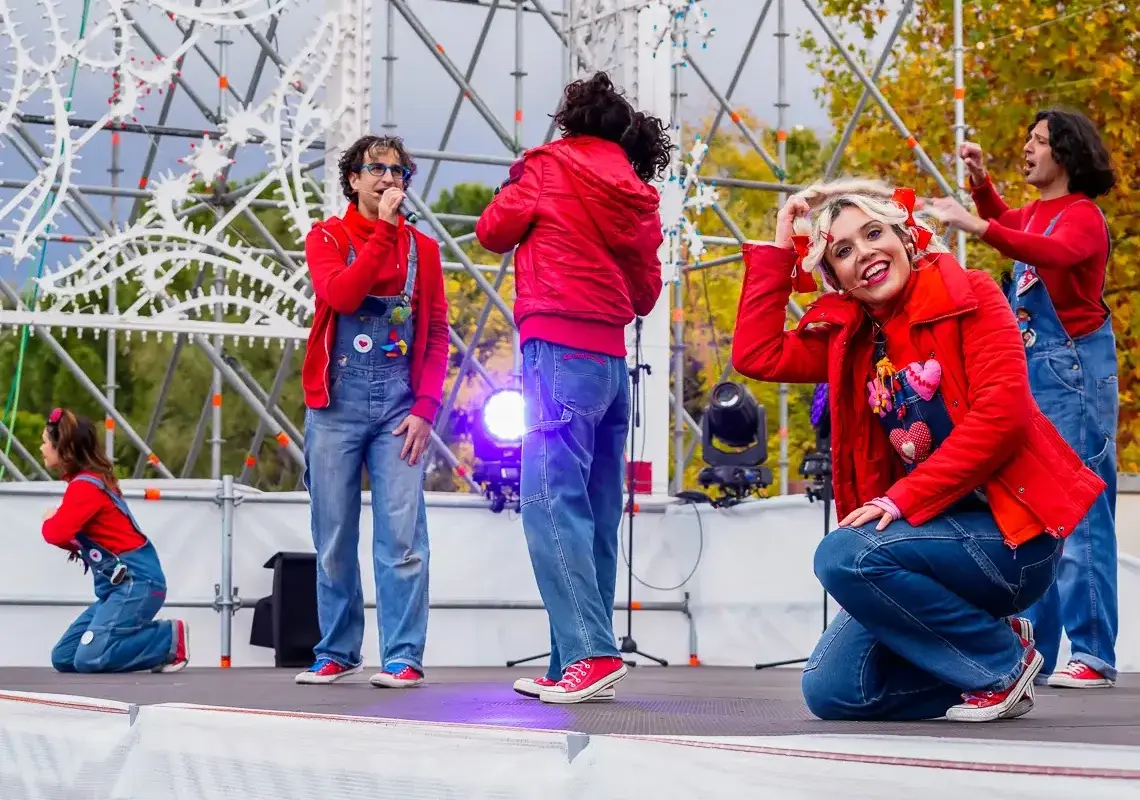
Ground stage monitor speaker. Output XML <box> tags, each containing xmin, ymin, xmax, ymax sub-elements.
<box><xmin>249</xmin><ymin>551</ymin><xmax>321</xmax><ymax>668</ymax></box>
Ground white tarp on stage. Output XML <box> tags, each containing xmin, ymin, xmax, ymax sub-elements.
<box><xmin>0</xmin><ymin>480</ymin><xmax>1137</xmax><ymax>672</ymax></box>
<box><xmin>0</xmin><ymin>691</ymin><xmax>134</xmax><ymax>799</ymax></box>
<box><xmin>1</xmin><ymin>696</ymin><xmax>1136</xmax><ymax>799</ymax></box>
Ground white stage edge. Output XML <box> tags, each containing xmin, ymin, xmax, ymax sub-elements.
<box><xmin>0</xmin><ymin>691</ymin><xmax>1136</xmax><ymax>798</ymax></box>
<box><xmin>1</xmin><ymin>480</ymin><xmax>1137</xmax><ymax>672</ymax></box>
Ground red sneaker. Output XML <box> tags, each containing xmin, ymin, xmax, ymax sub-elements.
<box><xmin>539</xmin><ymin>657</ymin><xmax>626</xmax><ymax>704</ymax></box>
<box><xmin>295</xmin><ymin>657</ymin><xmax>363</xmax><ymax>684</ymax></box>
<box><xmin>154</xmin><ymin>620</ymin><xmax>190</xmax><ymax>674</ymax></box>
<box><xmin>1007</xmin><ymin>616</ymin><xmax>1034</xmax><ymax>645</ymax></box>
<box><xmin>946</xmin><ymin>646</ymin><xmax>1043</xmax><ymax>722</ymax></box>
<box><xmin>1046</xmin><ymin>660</ymin><xmax>1114</xmax><ymax>688</ymax></box>
<box><xmin>370</xmin><ymin>663</ymin><xmax>425</xmax><ymax>688</ymax></box>
<box><xmin>513</xmin><ymin>675</ymin><xmax>614</xmax><ymax>699</ymax></box>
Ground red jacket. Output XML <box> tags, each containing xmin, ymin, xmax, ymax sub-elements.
<box><xmin>475</xmin><ymin>135</ymin><xmax>664</xmax><ymax>357</ymax></box>
<box><xmin>731</xmin><ymin>244</ymin><xmax>1105</xmax><ymax>548</ymax></box>
<box><xmin>42</xmin><ymin>472</ymin><xmax>147</xmax><ymax>555</ymax></box>
<box><xmin>970</xmin><ymin>175</ymin><xmax>1110</xmax><ymax>338</ymax></box>
<box><xmin>302</xmin><ymin>210</ymin><xmax>449</xmax><ymax>422</ymax></box>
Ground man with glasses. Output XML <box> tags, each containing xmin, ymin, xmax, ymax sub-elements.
<box><xmin>296</xmin><ymin>135</ymin><xmax>449</xmax><ymax>688</ymax></box>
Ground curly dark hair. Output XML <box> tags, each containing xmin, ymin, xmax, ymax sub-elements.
<box><xmin>1029</xmin><ymin>108</ymin><xmax>1116</xmax><ymax>199</ymax></box>
<box><xmin>45</xmin><ymin>408</ymin><xmax>120</xmax><ymax>493</ymax></box>
<box><xmin>552</xmin><ymin>72</ymin><xmax>672</xmax><ymax>183</ymax></box>
<box><xmin>337</xmin><ymin>134</ymin><xmax>417</xmax><ymax>205</ymax></box>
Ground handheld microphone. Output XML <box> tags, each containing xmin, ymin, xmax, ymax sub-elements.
<box><xmin>400</xmin><ymin>198</ymin><xmax>419</xmax><ymax>224</ymax></box>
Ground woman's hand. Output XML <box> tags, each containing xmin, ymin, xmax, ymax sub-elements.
<box><xmin>839</xmin><ymin>502</ymin><xmax>895</xmax><ymax>531</ymax></box>
<box><xmin>774</xmin><ymin>195</ymin><xmax>812</xmax><ymax>249</ymax></box>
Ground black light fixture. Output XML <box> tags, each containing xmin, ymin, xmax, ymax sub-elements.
<box><xmin>694</xmin><ymin>381</ymin><xmax>773</xmax><ymax>507</ymax></box>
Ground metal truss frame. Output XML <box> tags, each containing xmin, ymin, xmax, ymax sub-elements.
<box><xmin>0</xmin><ymin>0</ymin><xmax>966</xmax><ymax>497</ymax></box>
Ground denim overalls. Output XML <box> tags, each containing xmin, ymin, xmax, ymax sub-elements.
<box><xmin>50</xmin><ymin>475</ymin><xmax>175</xmax><ymax>673</ymax></box>
<box><xmin>1005</xmin><ymin>206</ymin><xmax>1118</xmax><ymax>681</ymax></box>
<box><xmin>870</xmin><ymin>337</ymin><xmax>988</xmax><ymax>510</ymax></box>
<box><xmin>302</xmin><ymin>225</ymin><xmax>431</xmax><ymax>674</ymax></box>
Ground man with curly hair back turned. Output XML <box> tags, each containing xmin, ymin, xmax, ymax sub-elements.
<box><xmin>929</xmin><ymin>107</ymin><xmax>1119</xmax><ymax>690</ymax></box>
<box><xmin>476</xmin><ymin>71</ymin><xmax>671</xmax><ymax>704</ymax></box>
<box><xmin>297</xmin><ymin>135</ymin><xmax>449</xmax><ymax>689</ymax></box>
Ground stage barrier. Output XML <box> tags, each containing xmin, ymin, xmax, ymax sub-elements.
<box><xmin>2</xmin><ymin>695</ymin><xmax>1136</xmax><ymax>799</ymax></box>
<box><xmin>0</xmin><ymin>691</ymin><xmax>134</xmax><ymax>799</ymax></box>
<box><xmin>1</xmin><ymin>478</ymin><xmax>1138</xmax><ymax>672</ymax></box>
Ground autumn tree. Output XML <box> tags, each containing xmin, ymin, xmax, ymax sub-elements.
<box><xmin>803</xmin><ymin>0</ymin><xmax>1140</xmax><ymax>468</ymax></box>
<box><xmin>674</xmin><ymin>118</ymin><xmax>828</xmax><ymax>493</ymax></box>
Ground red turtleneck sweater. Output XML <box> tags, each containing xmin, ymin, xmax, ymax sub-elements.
<box><xmin>301</xmin><ymin>204</ymin><xmax>450</xmax><ymax>421</ymax></box>
<box><xmin>970</xmin><ymin>175</ymin><xmax>1110</xmax><ymax>338</ymax></box>
<box><xmin>42</xmin><ymin>473</ymin><xmax>147</xmax><ymax>555</ymax></box>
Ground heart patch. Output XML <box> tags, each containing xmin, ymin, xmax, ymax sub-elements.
<box><xmin>889</xmin><ymin>422</ymin><xmax>933</xmax><ymax>465</ymax></box>
<box><xmin>904</xmin><ymin>359</ymin><xmax>942</xmax><ymax>402</ymax></box>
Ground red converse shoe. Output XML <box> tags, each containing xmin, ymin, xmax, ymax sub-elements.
<box><xmin>154</xmin><ymin>620</ymin><xmax>190</xmax><ymax>673</ymax></box>
<box><xmin>539</xmin><ymin>657</ymin><xmax>626</xmax><ymax>704</ymax></box>
<box><xmin>1007</xmin><ymin>616</ymin><xmax>1034</xmax><ymax>645</ymax></box>
<box><xmin>513</xmin><ymin>675</ymin><xmax>614</xmax><ymax>700</ymax></box>
<box><xmin>295</xmin><ymin>657</ymin><xmax>363</xmax><ymax>684</ymax></box>
<box><xmin>1046</xmin><ymin>660</ymin><xmax>1114</xmax><ymax>688</ymax></box>
<box><xmin>946</xmin><ymin>646</ymin><xmax>1043</xmax><ymax>722</ymax></box>
<box><xmin>370</xmin><ymin>663</ymin><xmax>425</xmax><ymax>688</ymax></box>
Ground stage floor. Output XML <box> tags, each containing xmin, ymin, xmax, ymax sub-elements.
<box><xmin>0</xmin><ymin>666</ymin><xmax>1136</xmax><ymax>746</ymax></box>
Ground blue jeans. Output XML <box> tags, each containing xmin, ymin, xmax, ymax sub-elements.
<box><xmin>51</xmin><ymin>542</ymin><xmax>175</xmax><ymax>673</ymax></box>
<box><xmin>1020</xmin><ymin>318</ymin><xmax>1118</xmax><ymax>680</ymax></box>
<box><xmin>802</xmin><ymin>509</ymin><xmax>1061</xmax><ymax>720</ymax></box>
<box><xmin>520</xmin><ymin>339</ymin><xmax>629</xmax><ymax>679</ymax></box>
<box><xmin>304</xmin><ymin>360</ymin><xmax>430</xmax><ymax>672</ymax></box>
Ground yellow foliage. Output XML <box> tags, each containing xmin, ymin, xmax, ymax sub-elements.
<box><xmin>673</xmin><ymin>114</ymin><xmax>827</xmax><ymax>495</ymax></box>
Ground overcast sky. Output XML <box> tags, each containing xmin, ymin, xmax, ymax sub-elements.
<box><xmin>1</xmin><ymin>0</ymin><xmax>874</xmax><ymax>283</ymax></box>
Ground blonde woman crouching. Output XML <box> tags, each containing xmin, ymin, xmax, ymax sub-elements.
<box><xmin>731</xmin><ymin>179</ymin><xmax>1105</xmax><ymax>723</ymax></box>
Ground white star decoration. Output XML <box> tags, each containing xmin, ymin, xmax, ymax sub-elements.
<box><xmin>0</xmin><ymin>0</ymin><xmax>346</xmax><ymax>346</ymax></box>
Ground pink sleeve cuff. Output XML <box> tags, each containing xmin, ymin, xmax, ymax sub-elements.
<box><xmin>869</xmin><ymin>496</ymin><xmax>903</xmax><ymax>520</ymax></box>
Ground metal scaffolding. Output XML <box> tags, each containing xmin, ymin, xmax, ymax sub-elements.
<box><xmin>0</xmin><ymin>0</ymin><xmax>960</xmax><ymax>496</ymax></box>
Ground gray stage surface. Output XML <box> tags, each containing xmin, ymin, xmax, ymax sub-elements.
<box><xmin>1</xmin><ymin>667</ymin><xmax>1136</xmax><ymax>746</ymax></box>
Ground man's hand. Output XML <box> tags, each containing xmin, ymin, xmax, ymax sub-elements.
<box><xmin>927</xmin><ymin>196</ymin><xmax>989</xmax><ymax>238</ymax></box>
<box><xmin>378</xmin><ymin>187</ymin><xmax>405</xmax><ymax>225</ymax></box>
<box><xmin>393</xmin><ymin>413</ymin><xmax>431</xmax><ymax>466</ymax></box>
<box><xmin>959</xmin><ymin>142</ymin><xmax>986</xmax><ymax>185</ymax></box>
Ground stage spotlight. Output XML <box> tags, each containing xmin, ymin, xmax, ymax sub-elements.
<box><xmin>696</xmin><ymin>381</ymin><xmax>772</xmax><ymax>508</ymax></box>
<box><xmin>482</xmin><ymin>389</ymin><xmax>525</xmax><ymax>444</ymax></box>
<box><xmin>471</xmin><ymin>389</ymin><xmax>525</xmax><ymax>513</ymax></box>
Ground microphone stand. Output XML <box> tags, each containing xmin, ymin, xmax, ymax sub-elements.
<box><xmin>620</xmin><ymin>317</ymin><xmax>667</xmax><ymax>668</ymax></box>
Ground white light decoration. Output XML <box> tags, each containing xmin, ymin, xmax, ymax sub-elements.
<box><xmin>642</xmin><ymin>0</ymin><xmax>718</xmax><ymax>270</ymax></box>
<box><xmin>648</xmin><ymin>0</ymin><xmax>714</xmax><ymax>66</ymax></box>
<box><xmin>0</xmin><ymin>0</ymin><xmax>345</xmax><ymax>345</ymax></box>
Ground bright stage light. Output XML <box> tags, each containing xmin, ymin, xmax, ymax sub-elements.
<box><xmin>482</xmin><ymin>389</ymin><xmax>525</xmax><ymax>444</ymax></box>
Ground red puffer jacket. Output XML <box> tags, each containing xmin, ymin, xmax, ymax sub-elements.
<box><xmin>475</xmin><ymin>135</ymin><xmax>664</xmax><ymax>357</ymax></box>
<box><xmin>731</xmin><ymin>243</ymin><xmax>1106</xmax><ymax>549</ymax></box>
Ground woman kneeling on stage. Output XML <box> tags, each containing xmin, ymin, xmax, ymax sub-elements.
<box><xmin>41</xmin><ymin>408</ymin><xmax>189</xmax><ymax>674</ymax></box>
<box><xmin>731</xmin><ymin>180</ymin><xmax>1105</xmax><ymax>723</ymax></box>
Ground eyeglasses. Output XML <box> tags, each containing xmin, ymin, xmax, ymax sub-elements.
<box><xmin>358</xmin><ymin>162</ymin><xmax>410</xmax><ymax>180</ymax></box>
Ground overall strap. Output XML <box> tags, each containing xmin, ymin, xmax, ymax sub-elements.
<box><xmin>326</xmin><ymin>219</ymin><xmax>357</xmax><ymax>266</ymax></box>
<box><xmin>1039</xmin><ymin>199</ymin><xmax>1113</xmax><ymax>298</ymax></box>
<box><xmin>71</xmin><ymin>474</ymin><xmax>144</xmax><ymax>536</ymax></box>
<box><xmin>402</xmin><ymin>232</ymin><xmax>419</xmax><ymax>302</ymax></box>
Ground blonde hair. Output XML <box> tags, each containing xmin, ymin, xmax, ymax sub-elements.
<box><xmin>790</xmin><ymin>178</ymin><xmax>947</xmax><ymax>290</ymax></box>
